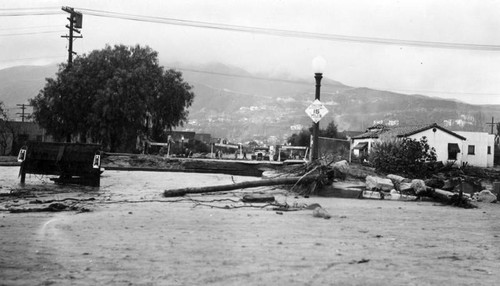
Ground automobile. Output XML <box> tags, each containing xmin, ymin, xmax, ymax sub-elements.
<box><xmin>251</xmin><ymin>147</ymin><xmax>270</xmax><ymax>161</ymax></box>
<box><xmin>275</xmin><ymin>145</ymin><xmax>309</xmax><ymax>164</ymax></box>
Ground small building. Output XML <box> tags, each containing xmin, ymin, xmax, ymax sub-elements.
<box><xmin>194</xmin><ymin>133</ymin><xmax>212</xmax><ymax>145</ymax></box>
<box><xmin>0</xmin><ymin>121</ymin><xmax>52</xmax><ymax>155</ymax></box>
<box><xmin>351</xmin><ymin>123</ymin><xmax>494</xmax><ymax>167</ymax></box>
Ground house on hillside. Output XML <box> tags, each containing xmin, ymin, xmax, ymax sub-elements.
<box><xmin>351</xmin><ymin>123</ymin><xmax>495</xmax><ymax>168</ymax></box>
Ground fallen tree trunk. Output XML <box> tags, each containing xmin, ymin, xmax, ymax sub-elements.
<box><xmin>163</xmin><ymin>176</ymin><xmax>317</xmax><ymax>197</ymax></box>
<box><xmin>422</xmin><ymin>187</ymin><xmax>477</xmax><ymax>208</ymax></box>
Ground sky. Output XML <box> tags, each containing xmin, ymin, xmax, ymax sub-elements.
<box><xmin>1</xmin><ymin>0</ymin><xmax>500</xmax><ymax>105</ymax></box>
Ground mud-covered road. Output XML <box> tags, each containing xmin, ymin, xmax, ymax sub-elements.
<box><xmin>1</xmin><ymin>166</ymin><xmax>499</xmax><ymax>285</ymax></box>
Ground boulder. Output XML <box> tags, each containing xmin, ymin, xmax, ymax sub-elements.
<box><xmin>399</xmin><ymin>182</ymin><xmax>414</xmax><ymax>194</ymax></box>
<box><xmin>475</xmin><ymin>190</ymin><xmax>497</xmax><ymax>203</ymax></box>
<box><xmin>366</xmin><ymin>175</ymin><xmax>394</xmax><ymax>192</ymax></box>
<box><xmin>387</xmin><ymin>174</ymin><xmax>406</xmax><ymax>184</ymax></box>
<box><xmin>411</xmin><ymin>179</ymin><xmax>427</xmax><ymax>195</ymax></box>
<box><xmin>333</xmin><ymin>160</ymin><xmax>349</xmax><ymax>172</ymax></box>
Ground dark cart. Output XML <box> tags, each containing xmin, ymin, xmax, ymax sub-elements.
<box><xmin>18</xmin><ymin>141</ymin><xmax>102</xmax><ymax>187</ymax></box>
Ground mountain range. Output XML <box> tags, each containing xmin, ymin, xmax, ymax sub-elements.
<box><xmin>1</xmin><ymin>63</ymin><xmax>499</xmax><ymax>144</ymax></box>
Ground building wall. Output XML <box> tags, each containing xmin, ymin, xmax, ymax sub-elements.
<box><xmin>455</xmin><ymin>131</ymin><xmax>495</xmax><ymax>168</ymax></box>
<box><xmin>408</xmin><ymin>129</ymin><xmax>465</xmax><ymax>165</ymax></box>
<box><xmin>351</xmin><ymin>138</ymin><xmax>377</xmax><ymax>157</ymax></box>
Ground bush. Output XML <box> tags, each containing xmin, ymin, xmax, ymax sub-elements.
<box><xmin>369</xmin><ymin>136</ymin><xmax>436</xmax><ymax>178</ymax></box>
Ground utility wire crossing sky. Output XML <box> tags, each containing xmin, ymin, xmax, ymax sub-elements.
<box><xmin>1</xmin><ymin>0</ymin><xmax>500</xmax><ymax>105</ymax></box>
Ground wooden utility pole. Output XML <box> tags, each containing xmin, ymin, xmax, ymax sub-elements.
<box><xmin>485</xmin><ymin>117</ymin><xmax>500</xmax><ymax>134</ymax></box>
<box><xmin>16</xmin><ymin>104</ymin><xmax>31</xmax><ymax>122</ymax></box>
<box><xmin>61</xmin><ymin>7</ymin><xmax>83</xmax><ymax>67</ymax></box>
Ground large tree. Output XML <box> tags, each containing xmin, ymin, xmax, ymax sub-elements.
<box><xmin>31</xmin><ymin>44</ymin><xmax>194</xmax><ymax>152</ymax></box>
<box><xmin>0</xmin><ymin>101</ymin><xmax>14</xmax><ymax>155</ymax></box>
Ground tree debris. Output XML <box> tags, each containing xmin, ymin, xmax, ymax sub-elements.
<box><xmin>163</xmin><ymin>176</ymin><xmax>318</xmax><ymax>197</ymax></box>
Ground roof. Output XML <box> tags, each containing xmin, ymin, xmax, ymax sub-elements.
<box><xmin>352</xmin><ymin>123</ymin><xmax>466</xmax><ymax>141</ymax></box>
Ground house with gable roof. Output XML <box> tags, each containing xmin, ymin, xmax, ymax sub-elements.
<box><xmin>351</xmin><ymin>123</ymin><xmax>495</xmax><ymax>167</ymax></box>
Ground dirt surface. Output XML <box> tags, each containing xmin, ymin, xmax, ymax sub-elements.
<box><xmin>1</xmin><ymin>166</ymin><xmax>500</xmax><ymax>285</ymax></box>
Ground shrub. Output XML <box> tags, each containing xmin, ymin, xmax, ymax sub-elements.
<box><xmin>369</xmin><ymin>136</ymin><xmax>436</xmax><ymax>178</ymax></box>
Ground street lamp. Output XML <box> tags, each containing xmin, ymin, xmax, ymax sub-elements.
<box><xmin>311</xmin><ymin>56</ymin><xmax>326</xmax><ymax>160</ymax></box>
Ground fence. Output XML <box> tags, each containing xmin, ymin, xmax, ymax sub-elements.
<box><xmin>317</xmin><ymin>136</ymin><xmax>351</xmax><ymax>162</ymax></box>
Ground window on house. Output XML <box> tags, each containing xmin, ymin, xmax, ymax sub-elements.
<box><xmin>488</xmin><ymin>146</ymin><xmax>491</xmax><ymax>155</ymax></box>
<box><xmin>468</xmin><ymin>145</ymin><xmax>475</xmax><ymax>155</ymax></box>
<box><xmin>448</xmin><ymin>143</ymin><xmax>460</xmax><ymax>160</ymax></box>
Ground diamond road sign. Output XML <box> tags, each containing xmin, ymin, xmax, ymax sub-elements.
<box><xmin>305</xmin><ymin>99</ymin><xmax>329</xmax><ymax>123</ymax></box>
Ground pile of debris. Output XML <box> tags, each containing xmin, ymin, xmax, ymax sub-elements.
<box><xmin>163</xmin><ymin>159</ymin><xmax>499</xmax><ymax>209</ymax></box>
<box><xmin>331</xmin><ymin>160</ymin><xmax>499</xmax><ymax>208</ymax></box>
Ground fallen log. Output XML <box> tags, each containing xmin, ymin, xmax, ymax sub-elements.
<box><xmin>420</xmin><ymin>187</ymin><xmax>477</xmax><ymax>208</ymax></box>
<box><xmin>163</xmin><ymin>176</ymin><xmax>317</xmax><ymax>197</ymax></box>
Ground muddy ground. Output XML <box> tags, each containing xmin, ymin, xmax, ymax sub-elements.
<box><xmin>1</xmin><ymin>166</ymin><xmax>499</xmax><ymax>285</ymax></box>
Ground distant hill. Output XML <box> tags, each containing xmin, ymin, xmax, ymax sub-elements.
<box><xmin>0</xmin><ymin>65</ymin><xmax>58</xmax><ymax>117</ymax></box>
<box><xmin>1</xmin><ymin>63</ymin><xmax>498</xmax><ymax>143</ymax></box>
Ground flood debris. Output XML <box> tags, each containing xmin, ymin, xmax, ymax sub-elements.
<box><xmin>162</xmin><ymin>158</ymin><xmax>498</xmax><ymax>210</ymax></box>
<box><xmin>163</xmin><ymin>175</ymin><xmax>319</xmax><ymax>197</ymax></box>
<box><xmin>7</xmin><ymin>202</ymin><xmax>92</xmax><ymax>213</ymax></box>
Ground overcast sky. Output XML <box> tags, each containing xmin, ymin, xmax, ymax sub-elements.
<box><xmin>1</xmin><ymin>0</ymin><xmax>500</xmax><ymax>104</ymax></box>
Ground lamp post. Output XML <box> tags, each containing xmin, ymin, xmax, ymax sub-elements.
<box><xmin>181</xmin><ymin>135</ymin><xmax>185</xmax><ymax>156</ymax></box>
<box><xmin>311</xmin><ymin>56</ymin><xmax>326</xmax><ymax>160</ymax></box>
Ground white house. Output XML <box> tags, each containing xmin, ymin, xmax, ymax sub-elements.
<box><xmin>455</xmin><ymin>131</ymin><xmax>495</xmax><ymax>167</ymax></box>
<box><xmin>351</xmin><ymin>123</ymin><xmax>494</xmax><ymax>167</ymax></box>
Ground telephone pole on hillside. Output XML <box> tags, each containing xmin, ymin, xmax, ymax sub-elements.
<box><xmin>16</xmin><ymin>104</ymin><xmax>31</xmax><ymax>122</ymax></box>
<box><xmin>61</xmin><ymin>7</ymin><xmax>83</xmax><ymax>68</ymax></box>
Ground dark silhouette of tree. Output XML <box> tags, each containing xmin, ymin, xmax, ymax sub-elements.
<box><xmin>287</xmin><ymin>120</ymin><xmax>343</xmax><ymax>146</ymax></box>
<box><xmin>30</xmin><ymin>44</ymin><xmax>194</xmax><ymax>152</ymax></box>
<box><xmin>0</xmin><ymin>101</ymin><xmax>15</xmax><ymax>155</ymax></box>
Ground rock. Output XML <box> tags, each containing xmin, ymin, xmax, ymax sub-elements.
<box><xmin>333</xmin><ymin>160</ymin><xmax>349</xmax><ymax>172</ymax></box>
<box><xmin>366</xmin><ymin>175</ymin><xmax>394</xmax><ymax>192</ymax></box>
<box><xmin>411</xmin><ymin>179</ymin><xmax>427</xmax><ymax>195</ymax></box>
<box><xmin>399</xmin><ymin>182</ymin><xmax>414</xmax><ymax>194</ymax></box>
<box><xmin>475</xmin><ymin>190</ymin><xmax>497</xmax><ymax>203</ymax></box>
<box><xmin>388</xmin><ymin>189</ymin><xmax>401</xmax><ymax>200</ymax></box>
<box><xmin>312</xmin><ymin>206</ymin><xmax>331</xmax><ymax>219</ymax></box>
<box><xmin>387</xmin><ymin>174</ymin><xmax>406</xmax><ymax>184</ymax></box>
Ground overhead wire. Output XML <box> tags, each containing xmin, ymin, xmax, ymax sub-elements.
<box><xmin>75</xmin><ymin>7</ymin><xmax>500</xmax><ymax>52</ymax></box>
<box><xmin>3</xmin><ymin>6</ymin><xmax>500</xmax><ymax>51</ymax></box>
<box><xmin>2</xmin><ymin>7</ymin><xmax>500</xmax><ymax>97</ymax></box>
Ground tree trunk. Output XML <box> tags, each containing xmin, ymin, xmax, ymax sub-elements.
<box><xmin>163</xmin><ymin>176</ymin><xmax>318</xmax><ymax>197</ymax></box>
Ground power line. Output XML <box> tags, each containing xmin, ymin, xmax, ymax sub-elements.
<box><xmin>0</xmin><ymin>25</ymin><xmax>60</xmax><ymax>31</ymax></box>
<box><xmin>171</xmin><ymin>66</ymin><xmax>500</xmax><ymax>97</ymax></box>
<box><xmin>171</xmin><ymin>66</ymin><xmax>311</xmax><ymax>85</ymax></box>
<box><xmin>0</xmin><ymin>30</ymin><xmax>65</xmax><ymax>37</ymax></box>
<box><xmin>0</xmin><ymin>11</ymin><xmax>61</xmax><ymax>16</ymax></box>
<box><xmin>75</xmin><ymin>7</ymin><xmax>500</xmax><ymax>52</ymax></box>
<box><xmin>2</xmin><ymin>7</ymin><xmax>500</xmax><ymax>51</ymax></box>
<box><xmin>0</xmin><ymin>55</ymin><xmax>64</xmax><ymax>63</ymax></box>
<box><xmin>0</xmin><ymin>7</ymin><xmax>60</xmax><ymax>11</ymax></box>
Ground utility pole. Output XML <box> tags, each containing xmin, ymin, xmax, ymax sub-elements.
<box><xmin>61</xmin><ymin>6</ymin><xmax>83</xmax><ymax>67</ymax></box>
<box><xmin>485</xmin><ymin>117</ymin><xmax>500</xmax><ymax>134</ymax></box>
<box><xmin>16</xmin><ymin>104</ymin><xmax>31</xmax><ymax>122</ymax></box>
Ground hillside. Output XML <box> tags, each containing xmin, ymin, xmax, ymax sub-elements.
<box><xmin>1</xmin><ymin>63</ymin><xmax>498</xmax><ymax>143</ymax></box>
<box><xmin>0</xmin><ymin>65</ymin><xmax>58</xmax><ymax>107</ymax></box>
